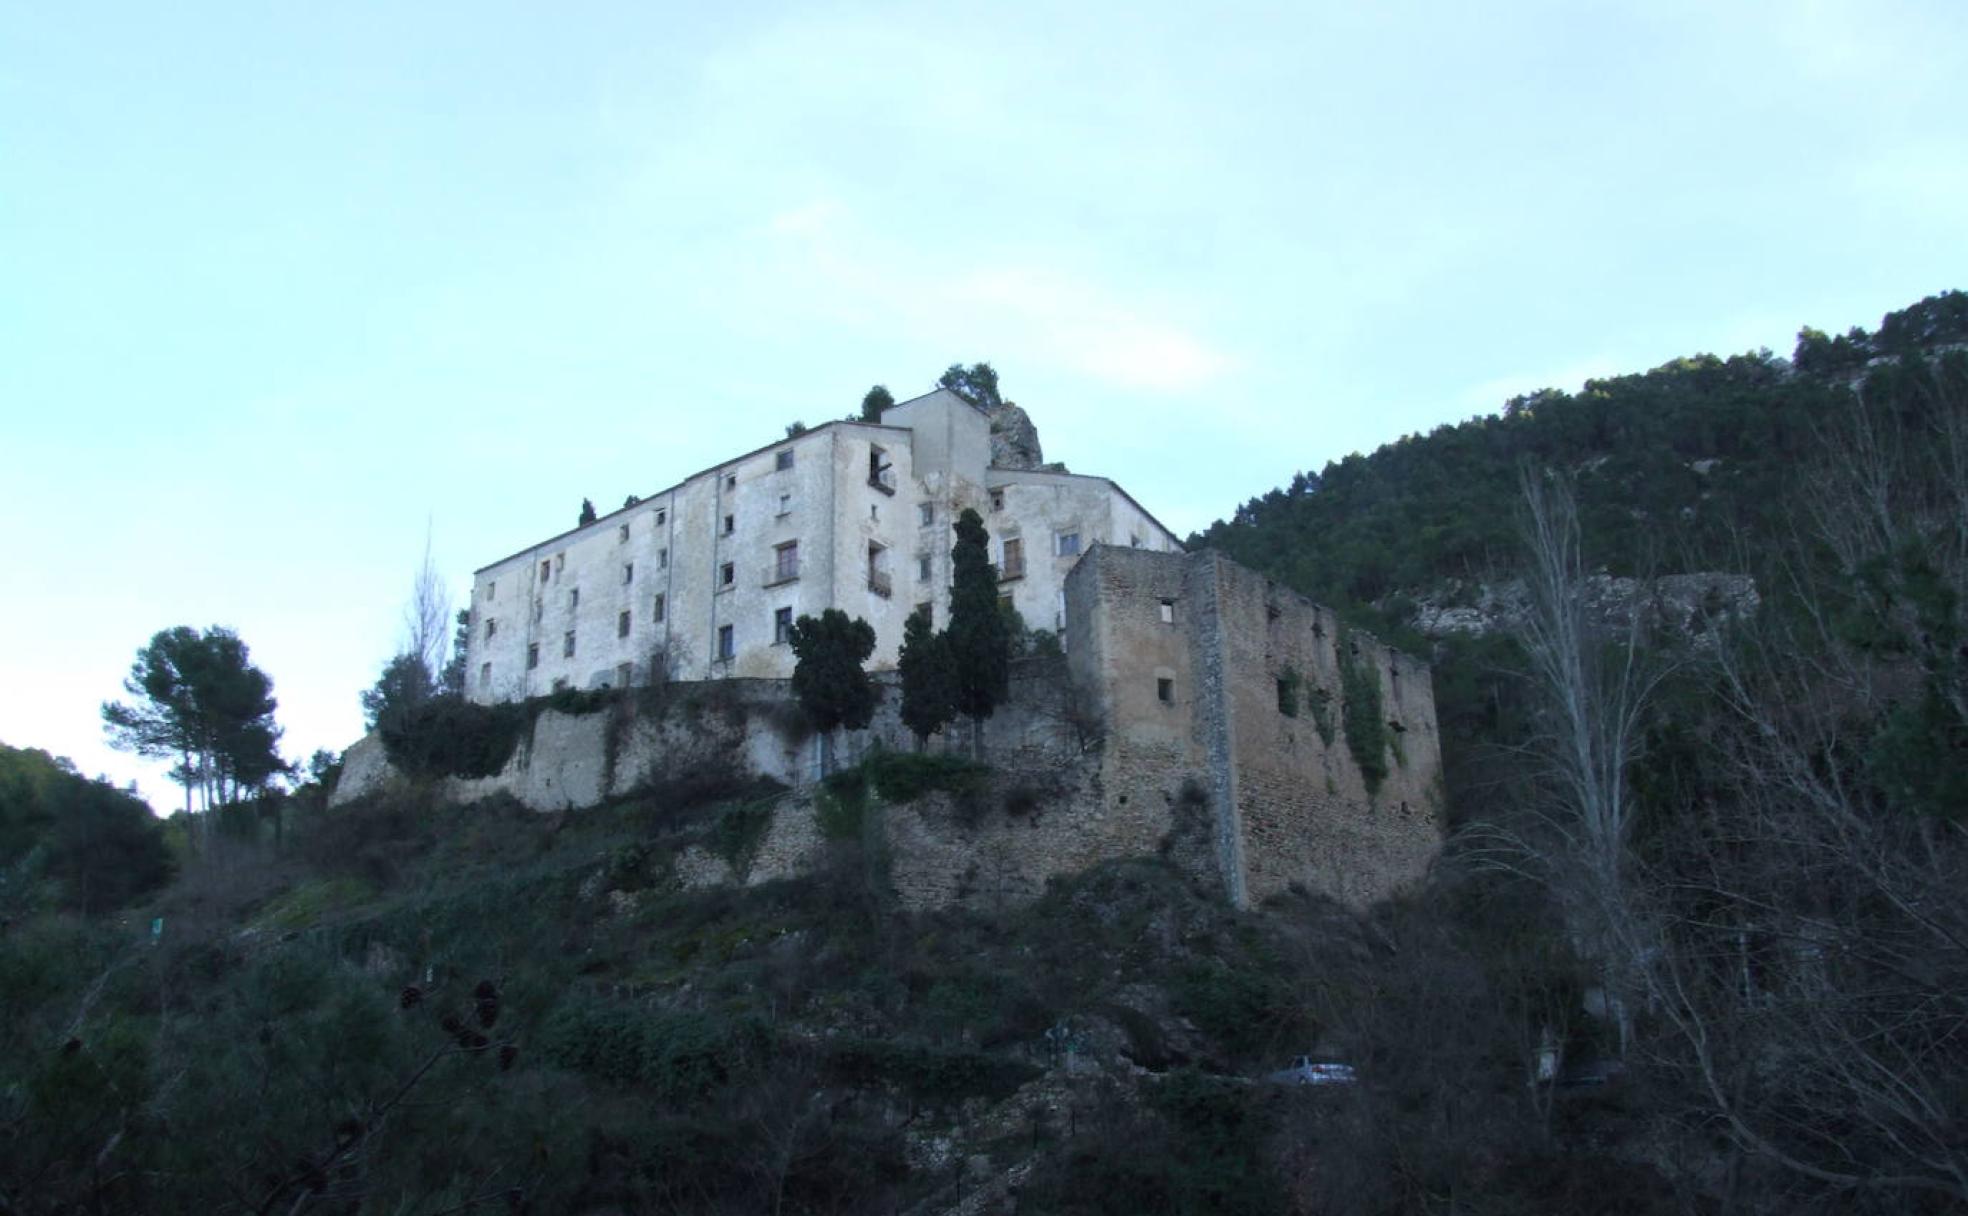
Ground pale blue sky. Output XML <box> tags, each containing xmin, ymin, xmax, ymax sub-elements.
<box><xmin>2</xmin><ymin>1</ymin><xmax>1962</xmax><ymax>803</ymax></box>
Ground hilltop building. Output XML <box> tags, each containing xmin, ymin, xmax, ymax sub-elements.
<box><xmin>464</xmin><ymin>389</ymin><xmax>1180</xmax><ymax>701</ymax></box>
<box><xmin>423</xmin><ymin>388</ymin><xmax>1443</xmax><ymax>909</ymax></box>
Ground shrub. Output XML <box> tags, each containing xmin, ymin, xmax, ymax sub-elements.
<box><xmin>1337</xmin><ymin>634</ymin><xmax>1389</xmax><ymax>792</ymax></box>
<box><xmin>540</xmin><ymin>995</ymin><xmax>770</xmax><ymax>1101</ymax></box>
<box><xmin>708</xmin><ymin>799</ymin><xmax>775</xmax><ymax>874</ymax></box>
<box><xmin>817</xmin><ymin>1038</ymin><xmax>1039</xmax><ymax>1105</ymax></box>
<box><xmin>378</xmin><ymin>695</ymin><xmax>528</xmax><ymax>780</ymax></box>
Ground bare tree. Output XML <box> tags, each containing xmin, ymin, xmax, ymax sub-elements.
<box><xmin>1633</xmin><ymin>360</ymin><xmax>1968</xmax><ymax>1204</ymax></box>
<box><xmin>405</xmin><ymin>522</ymin><xmax>453</xmax><ymax>687</ymax></box>
<box><xmin>1466</xmin><ymin>469</ymin><xmax>1669</xmax><ymax>1056</ymax></box>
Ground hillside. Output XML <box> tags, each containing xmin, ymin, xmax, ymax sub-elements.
<box><xmin>4</xmin><ymin>291</ymin><xmax>1965</xmax><ymax>1215</ymax></box>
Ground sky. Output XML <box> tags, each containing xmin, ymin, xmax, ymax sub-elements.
<box><xmin>2</xmin><ymin>0</ymin><xmax>1963</xmax><ymax>806</ymax></box>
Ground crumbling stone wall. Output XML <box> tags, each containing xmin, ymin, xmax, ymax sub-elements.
<box><xmin>1067</xmin><ymin>546</ymin><xmax>1442</xmax><ymax>908</ymax></box>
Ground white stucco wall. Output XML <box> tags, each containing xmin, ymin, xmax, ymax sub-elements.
<box><xmin>465</xmin><ymin>390</ymin><xmax>1182</xmax><ymax>702</ymax></box>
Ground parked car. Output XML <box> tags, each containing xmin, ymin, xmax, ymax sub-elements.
<box><xmin>1267</xmin><ymin>1057</ymin><xmax>1357</xmax><ymax>1086</ymax></box>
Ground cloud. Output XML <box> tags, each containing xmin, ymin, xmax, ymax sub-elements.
<box><xmin>756</xmin><ymin>201</ymin><xmax>1234</xmax><ymax>394</ymax></box>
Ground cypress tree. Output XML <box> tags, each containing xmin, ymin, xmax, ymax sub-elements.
<box><xmin>946</xmin><ymin>508</ymin><xmax>1010</xmax><ymax>756</ymax></box>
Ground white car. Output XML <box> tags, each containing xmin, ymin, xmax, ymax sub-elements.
<box><xmin>1268</xmin><ymin>1057</ymin><xmax>1357</xmax><ymax>1086</ymax></box>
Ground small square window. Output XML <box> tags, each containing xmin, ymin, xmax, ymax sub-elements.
<box><xmin>1130</xmin><ymin>533</ymin><xmax>1142</xmax><ymax>548</ymax></box>
<box><xmin>527</xmin><ymin>643</ymin><xmax>540</xmax><ymax>670</ymax></box>
<box><xmin>653</xmin><ymin>593</ymin><xmax>666</xmax><ymax>623</ymax></box>
<box><xmin>479</xmin><ymin>661</ymin><xmax>491</xmax><ymax>686</ymax></box>
<box><xmin>720</xmin><ymin>562</ymin><xmax>735</xmax><ymax>586</ymax></box>
<box><xmin>919</xmin><ymin>502</ymin><xmax>934</xmax><ymax>526</ymax></box>
<box><xmin>776</xmin><ymin>449</ymin><xmax>795</xmax><ymax>471</ymax></box>
<box><xmin>774</xmin><ymin>606</ymin><xmax>793</xmax><ymax>645</ymax></box>
<box><xmin>1056</xmin><ymin>532</ymin><xmax>1081</xmax><ymax>558</ymax></box>
<box><xmin>725</xmin><ymin>473</ymin><xmax>737</xmax><ymax>491</ymax></box>
<box><xmin>1159</xmin><ymin>598</ymin><xmax>1175</xmax><ymax>624</ymax></box>
<box><xmin>716</xmin><ymin>623</ymin><xmax>735</xmax><ymax>660</ymax></box>
<box><xmin>563</xmin><ymin>631</ymin><xmax>576</xmax><ymax>658</ymax></box>
<box><xmin>989</xmin><ymin>488</ymin><xmax>1004</xmax><ymax>512</ymax></box>
<box><xmin>656</xmin><ymin>509</ymin><xmax>667</xmax><ymax>527</ymax></box>
<box><xmin>918</xmin><ymin>554</ymin><xmax>932</xmax><ymax>581</ymax></box>
<box><xmin>778</xmin><ymin>493</ymin><xmax>792</xmax><ymax>517</ymax></box>
<box><xmin>540</xmin><ymin>560</ymin><xmax>551</xmax><ymax>582</ymax></box>
<box><xmin>1157</xmin><ymin>678</ymin><xmax>1174</xmax><ymax>704</ymax></box>
<box><xmin>486</xmin><ymin>618</ymin><xmax>497</xmax><ymax>639</ymax></box>
<box><xmin>618</xmin><ymin>610</ymin><xmax>631</xmax><ymax>638</ymax></box>
<box><xmin>618</xmin><ymin>523</ymin><xmax>629</xmax><ymax>543</ymax></box>
<box><xmin>623</xmin><ymin>562</ymin><xmax>634</xmax><ymax>584</ymax></box>
<box><xmin>658</xmin><ymin>547</ymin><xmax>669</xmax><ymax>570</ymax></box>
<box><xmin>723</xmin><ymin>513</ymin><xmax>735</xmax><ymax>535</ymax></box>
<box><xmin>569</xmin><ymin>588</ymin><xmax>579</xmax><ymax>610</ymax></box>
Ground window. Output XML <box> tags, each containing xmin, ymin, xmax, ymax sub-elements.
<box><xmin>569</xmin><ymin>588</ymin><xmax>580</xmax><ymax>610</ymax></box>
<box><xmin>776</xmin><ymin>449</ymin><xmax>795</xmax><ymax>470</ymax></box>
<box><xmin>720</xmin><ymin>561</ymin><xmax>735</xmax><ymax>587</ymax></box>
<box><xmin>540</xmin><ymin>560</ymin><xmax>551</xmax><ymax>582</ymax></box>
<box><xmin>486</xmin><ymin>618</ymin><xmax>497</xmax><ymax>639</ymax></box>
<box><xmin>656</xmin><ymin>509</ymin><xmax>667</xmax><ymax>527</ymax></box>
<box><xmin>616</xmin><ymin>662</ymin><xmax>633</xmax><ymax>687</ymax></box>
<box><xmin>652</xmin><ymin>593</ymin><xmax>666</xmax><ymax>623</ymax></box>
<box><xmin>1159</xmin><ymin>598</ymin><xmax>1175</xmax><ymax>624</ymax></box>
<box><xmin>555</xmin><ymin>553</ymin><xmax>565</xmax><ymax>576</ymax></box>
<box><xmin>618</xmin><ymin>610</ymin><xmax>631</xmax><ymax>638</ymax></box>
<box><xmin>716</xmin><ymin>624</ymin><xmax>735</xmax><ymax>660</ymax></box>
<box><xmin>487</xmin><ymin>580</ymin><xmax>496</xmax><ymax>600</ymax></box>
<box><xmin>1130</xmin><ymin>533</ymin><xmax>1142</xmax><ymax>548</ymax></box>
<box><xmin>1001</xmin><ymin>536</ymin><xmax>1024</xmax><ymax>579</ymax></box>
<box><xmin>618</xmin><ymin>523</ymin><xmax>629</xmax><ymax>543</ymax></box>
<box><xmin>917</xmin><ymin>554</ymin><xmax>932</xmax><ymax>581</ymax></box>
<box><xmin>1277</xmin><ymin>677</ymin><xmax>1297</xmax><ymax>716</ymax></box>
<box><xmin>723</xmin><ymin>513</ymin><xmax>735</xmax><ymax>535</ymax></box>
<box><xmin>777</xmin><ymin>493</ymin><xmax>792</xmax><ymax>517</ymax></box>
<box><xmin>563</xmin><ymin>631</ymin><xmax>576</xmax><ymax>658</ymax></box>
<box><xmin>623</xmin><ymin>562</ymin><xmax>634</xmax><ymax>584</ymax></box>
<box><xmin>480</xmin><ymin>661</ymin><xmax>491</xmax><ymax>687</ymax></box>
<box><xmin>527</xmin><ymin>643</ymin><xmax>540</xmax><ymax>670</ymax></box>
<box><xmin>867</xmin><ymin>542</ymin><xmax>891</xmax><ymax>597</ymax></box>
<box><xmin>658</xmin><ymin>547</ymin><xmax>669</xmax><ymax>570</ymax></box>
<box><xmin>1056</xmin><ymin>531</ymin><xmax>1081</xmax><ymax>558</ymax></box>
<box><xmin>774</xmin><ymin>541</ymin><xmax>799</xmax><ymax>582</ymax></box>
<box><xmin>1157</xmin><ymin>678</ymin><xmax>1174</xmax><ymax>704</ymax></box>
<box><xmin>989</xmin><ymin>488</ymin><xmax>1005</xmax><ymax>512</ymax></box>
<box><xmin>774</xmin><ymin>606</ymin><xmax>793</xmax><ymax>645</ymax></box>
<box><xmin>915</xmin><ymin>601</ymin><xmax>932</xmax><ymax>626</ymax></box>
<box><xmin>724</xmin><ymin>473</ymin><xmax>737</xmax><ymax>491</ymax></box>
<box><xmin>918</xmin><ymin>502</ymin><xmax>934</xmax><ymax>526</ymax></box>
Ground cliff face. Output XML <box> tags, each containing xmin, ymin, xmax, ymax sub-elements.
<box><xmin>985</xmin><ymin>400</ymin><xmax>1045</xmax><ymax>470</ymax></box>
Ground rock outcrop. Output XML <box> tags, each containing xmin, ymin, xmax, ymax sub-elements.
<box><xmin>984</xmin><ymin>400</ymin><xmax>1045</xmax><ymax>470</ymax></box>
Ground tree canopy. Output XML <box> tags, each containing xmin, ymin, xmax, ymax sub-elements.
<box><xmin>102</xmin><ymin>626</ymin><xmax>287</xmax><ymax>814</ymax></box>
<box><xmin>788</xmin><ymin>609</ymin><xmax>878</xmax><ymax>739</ymax></box>
<box><xmin>937</xmin><ymin>363</ymin><xmax>1003</xmax><ymax>411</ymax></box>
<box><xmin>859</xmin><ymin>385</ymin><xmax>893</xmax><ymax>423</ymax></box>
<box><xmin>0</xmin><ymin>743</ymin><xmax>173</xmax><ymax>913</ymax></box>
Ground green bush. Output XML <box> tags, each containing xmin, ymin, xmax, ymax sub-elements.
<box><xmin>540</xmin><ymin>994</ymin><xmax>770</xmax><ymax>1101</ymax></box>
<box><xmin>378</xmin><ymin>695</ymin><xmax>529</xmax><ymax>780</ymax></box>
<box><xmin>708</xmin><ymin>798</ymin><xmax>775</xmax><ymax>873</ymax></box>
<box><xmin>863</xmin><ymin>750</ymin><xmax>989</xmax><ymax>803</ymax></box>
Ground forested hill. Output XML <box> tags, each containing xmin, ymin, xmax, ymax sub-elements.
<box><xmin>1193</xmin><ymin>290</ymin><xmax>1968</xmax><ymax>621</ymax></box>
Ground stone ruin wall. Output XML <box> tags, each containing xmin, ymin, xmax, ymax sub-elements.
<box><xmin>1067</xmin><ymin>547</ymin><xmax>1442</xmax><ymax>909</ymax></box>
<box><xmin>1199</xmin><ymin>555</ymin><xmax>1441</xmax><ymax>907</ymax></box>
